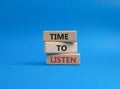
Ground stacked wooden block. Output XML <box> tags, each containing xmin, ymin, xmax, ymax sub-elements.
<box><xmin>44</xmin><ymin>31</ymin><xmax>80</xmax><ymax>64</ymax></box>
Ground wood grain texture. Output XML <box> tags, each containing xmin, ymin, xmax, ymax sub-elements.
<box><xmin>44</xmin><ymin>42</ymin><xmax>77</xmax><ymax>53</ymax></box>
<box><xmin>44</xmin><ymin>31</ymin><xmax>77</xmax><ymax>42</ymax></box>
<box><xmin>46</xmin><ymin>53</ymin><xmax>80</xmax><ymax>64</ymax></box>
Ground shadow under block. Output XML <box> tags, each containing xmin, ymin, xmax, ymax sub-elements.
<box><xmin>44</xmin><ymin>42</ymin><xmax>77</xmax><ymax>53</ymax></box>
<box><xmin>44</xmin><ymin>31</ymin><xmax>77</xmax><ymax>42</ymax></box>
<box><xmin>46</xmin><ymin>53</ymin><xmax>80</xmax><ymax>64</ymax></box>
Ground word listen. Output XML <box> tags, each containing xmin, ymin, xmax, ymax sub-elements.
<box><xmin>50</xmin><ymin>56</ymin><xmax>77</xmax><ymax>64</ymax></box>
<box><xmin>50</xmin><ymin>33</ymin><xmax>69</xmax><ymax>40</ymax></box>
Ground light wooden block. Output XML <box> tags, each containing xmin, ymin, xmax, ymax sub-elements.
<box><xmin>44</xmin><ymin>42</ymin><xmax>77</xmax><ymax>53</ymax></box>
<box><xmin>44</xmin><ymin>31</ymin><xmax>77</xmax><ymax>42</ymax></box>
<box><xmin>46</xmin><ymin>53</ymin><xmax>80</xmax><ymax>64</ymax></box>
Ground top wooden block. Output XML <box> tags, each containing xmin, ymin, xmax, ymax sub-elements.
<box><xmin>43</xmin><ymin>31</ymin><xmax>77</xmax><ymax>42</ymax></box>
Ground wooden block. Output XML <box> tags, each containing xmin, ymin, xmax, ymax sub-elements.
<box><xmin>44</xmin><ymin>42</ymin><xmax>77</xmax><ymax>53</ymax></box>
<box><xmin>44</xmin><ymin>31</ymin><xmax>77</xmax><ymax>42</ymax></box>
<box><xmin>46</xmin><ymin>53</ymin><xmax>80</xmax><ymax>64</ymax></box>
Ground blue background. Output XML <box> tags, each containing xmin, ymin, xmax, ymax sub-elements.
<box><xmin>0</xmin><ymin>0</ymin><xmax>120</xmax><ymax>89</ymax></box>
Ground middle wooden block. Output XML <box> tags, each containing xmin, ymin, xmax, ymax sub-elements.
<box><xmin>44</xmin><ymin>42</ymin><xmax>77</xmax><ymax>53</ymax></box>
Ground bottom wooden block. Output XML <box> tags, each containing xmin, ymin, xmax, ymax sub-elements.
<box><xmin>46</xmin><ymin>53</ymin><xmax>80</xmax><ymax>64</ymax></box>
